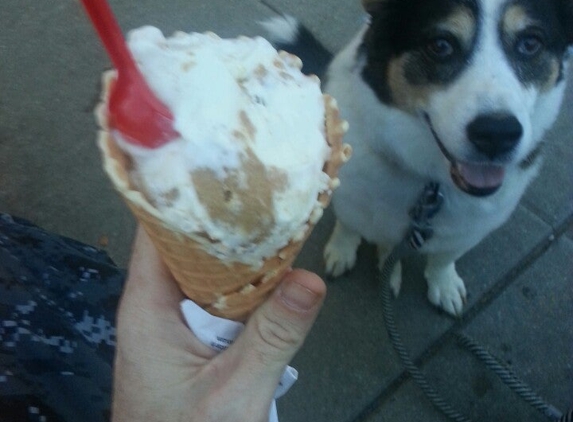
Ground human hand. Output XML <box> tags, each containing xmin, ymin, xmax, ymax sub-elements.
<box><xmin>112</xmin><ymin>227</ymin><xmax>326</xmax><ymax>422</ymax></box>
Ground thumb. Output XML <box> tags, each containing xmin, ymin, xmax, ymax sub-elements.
<box><xmin>225</xmin><ymin>269</ymin><xmax>326</xmax><ymax>393</ymax></box>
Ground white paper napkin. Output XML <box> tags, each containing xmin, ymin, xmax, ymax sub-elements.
<box><xmin>180</xmin><ymin>299</ymin><xmax>298</xmax><ymax>422</ymax></box>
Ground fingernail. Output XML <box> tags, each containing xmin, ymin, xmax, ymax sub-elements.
<box><xmin>279</xmin><ymin>279</ymin><xmax>320</xmax><ymax>311</ymax></box>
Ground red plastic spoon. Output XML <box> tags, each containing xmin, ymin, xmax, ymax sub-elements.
<box><xmin>81</xmin><ymin>0</ymin><xmax>179</xmax><ymax>148</ymax></box>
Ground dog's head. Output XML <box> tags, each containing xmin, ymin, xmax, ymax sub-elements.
<box><xmin>361</xmin><ymin>0</ymin><xmax>573</xmax><ymax>196</ymax></box>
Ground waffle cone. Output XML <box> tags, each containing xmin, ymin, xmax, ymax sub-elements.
<box><xmin>97</xmin><ymin>70</ymin><xmax>350</xmax><ymax>321</ymax></box>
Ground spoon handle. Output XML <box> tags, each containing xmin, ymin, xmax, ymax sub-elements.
<box><xmin>80</xmin><ymin>0</ymin><xmax>137</xmax><ymax>75</ymax></box>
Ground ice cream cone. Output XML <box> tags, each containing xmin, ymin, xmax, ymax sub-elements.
<box><xmin>97</xmin><ymin>70</ymin><xmax>350</xmax><ymax>321</ymax></box>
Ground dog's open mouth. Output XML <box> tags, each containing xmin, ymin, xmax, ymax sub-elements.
<box><xmin>449</xmin><ymin>161</ymin><xmax>505</xmax><ymax>197</ymax></box>
<box><xmin>424</xmin><ymin>113</ymin><xmax>504</xmax><ymax>197</ymax></box>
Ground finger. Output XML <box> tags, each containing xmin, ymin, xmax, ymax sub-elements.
<box><xmin>224</xmin><ymin>270</ymin><xmax>326</xmax><ymax>395</ymax></box>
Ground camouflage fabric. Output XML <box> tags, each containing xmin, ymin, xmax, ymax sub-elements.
<box><xmin>0</xmin><ymin>213</ymin><xmax>125</xmax><ymax>422</ymax></box>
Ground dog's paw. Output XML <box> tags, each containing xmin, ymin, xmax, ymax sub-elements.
<box><xmin>426</xmin><ymin>269</ymin><xmax>467</xmax><ymax>316</ymax></box>
<box><xmin>324</xmin><ymin>238</ymin><xmax>357</xmax><ymax>277</ymax></box>
<box><xmin>324</xmin><ymin>221</ymin><xmax>361</xmax><ymax>277</ymax></box>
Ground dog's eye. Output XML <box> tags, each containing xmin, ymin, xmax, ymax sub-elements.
<box><xmin>426</xmin><ymin>38</ymin><xmax>455</xmax><ymax>60</ymax></box>
<box><xmin>515</xmin><ymin>35</ymin><xmax>544</xmax><ymax>57</ymax></box>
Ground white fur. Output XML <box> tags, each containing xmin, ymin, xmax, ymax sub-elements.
<box><xmin>259</xmin><ymin>15</ymin><xmax>299</xmax><ymax>45</ymax></box>
<box><xmin>324</xmin><ymin>0</ymin><xmax>569</xmax><ymax>315</ymax></box>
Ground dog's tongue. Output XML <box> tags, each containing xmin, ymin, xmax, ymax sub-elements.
<box><xmin>457</xmin><ymin>162</ymin><xmax>505</xmax><ymax>189</ymax></box>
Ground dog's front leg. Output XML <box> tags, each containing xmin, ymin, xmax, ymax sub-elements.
<box><xmin>324</xmin><ymin>220</ymin><xmax>362</xmax><ymax>277</ymax></box>
<box><xmin>424</xmin><ymin>253</ymin><xmax>467</xmax><ymax>316</ymax></box>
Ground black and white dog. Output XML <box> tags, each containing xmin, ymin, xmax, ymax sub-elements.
<box><xmin>264</xmin><ymin>0</ymin><xmax>573</xmax><ymax>316</ymax></box>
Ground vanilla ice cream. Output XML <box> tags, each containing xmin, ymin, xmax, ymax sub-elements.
<box><xmin>111</xmin><ymin>27</ymin><xmax>341</xmax><ymax>266</ymax></box>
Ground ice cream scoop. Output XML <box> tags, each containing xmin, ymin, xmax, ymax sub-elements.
<box><xmin>81</xmin><ymin>0</ymin><xmax>179</xmax><ymax>148</ymax></box>
<box><xmin>95</xmin><ymin>28</ymin><xmax>351</xmax><ymax>320</ymax></box>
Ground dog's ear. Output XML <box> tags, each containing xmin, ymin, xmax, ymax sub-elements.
<box><xmin>361</xmin><ymin>0</ymin><xmax>387</xmax><ymax>15</ymax></box>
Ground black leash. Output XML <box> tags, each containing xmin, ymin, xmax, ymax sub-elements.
<box><xmin>380</xmin><ymin>182</ymin><xmax>571</xmax><ymax>422</ymax></box>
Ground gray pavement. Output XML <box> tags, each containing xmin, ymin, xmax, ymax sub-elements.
<box><xmin>1</xmin><ymin>0</ymin><xmax>571</xmax><ymax>421</ymax></box>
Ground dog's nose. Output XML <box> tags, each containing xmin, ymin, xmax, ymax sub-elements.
<box><xmin>466</xmin><ymin>113</ymin><xmax>522</xmax><ymax>159</ymax></box>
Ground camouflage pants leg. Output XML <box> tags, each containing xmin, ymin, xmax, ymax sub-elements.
<box><xmin>0</xmin><ymin>213</ymin><xmax>125</xmax><ymax>422</ymax></box>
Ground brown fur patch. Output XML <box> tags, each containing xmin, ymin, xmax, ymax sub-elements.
<box><xmin>385</xmin><ymin>5</ymin><xmax>474</xmax><ymax>112</ymax></box>
<box><xmin>439</xmin><ymin>7</ymin><xmax>475</xmax><ymax>48</ymax></box>
<box><xmin>541</xmin><ymin>58</ymin><xmax>562</xmax><ymax>92</ymax></box>
<box><xmin>503</xmin><ymin>5</ymin><xmax>535</xmax><ymax>35</ymax></box>
<box><xmin>502</xmin><ymin>4</ymin><xmax>562</xmax><ymax>91</ymax></box>
<box><xmin>387</xmin><ymin>55</ymin><xmax>435</xmax><ymax>111</ymax></box>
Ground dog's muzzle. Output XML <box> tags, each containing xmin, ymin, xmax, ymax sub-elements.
<box><xmin>423</xmin><ymin>113</ymin><xmax>521</xmax><ymax>197</ymax></box>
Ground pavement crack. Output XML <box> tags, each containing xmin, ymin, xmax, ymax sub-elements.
<box><xmin>350</xmin><ymin>213</ymin><xmax>573</xmax><ymax>422</ymax></box>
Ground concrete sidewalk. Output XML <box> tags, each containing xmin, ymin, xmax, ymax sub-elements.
<box><xmin>1</xmin><ymin>0</ymin><xmax>571</xmax><ymax>421</ymax></box>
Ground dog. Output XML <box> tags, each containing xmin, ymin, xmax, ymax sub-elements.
<box><xmin>263</xmin><ymin>0</ymin><xmax>573</xmax><ymax>316</ymax></box>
